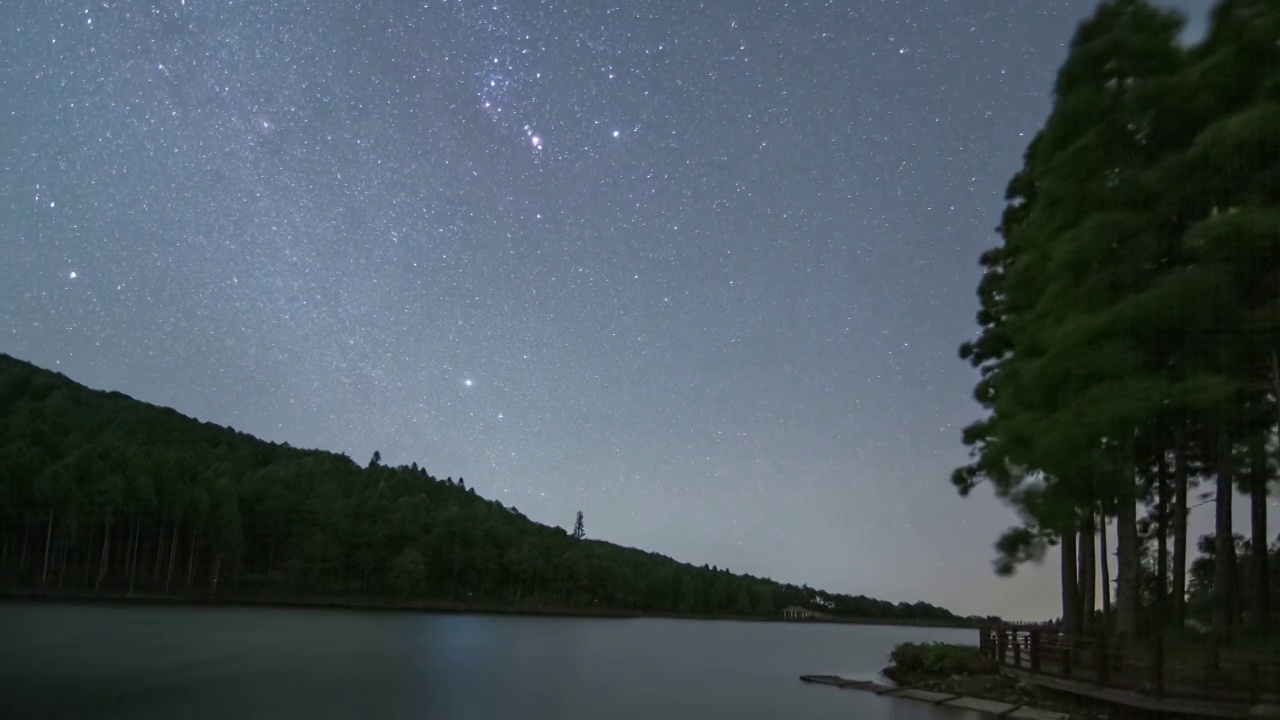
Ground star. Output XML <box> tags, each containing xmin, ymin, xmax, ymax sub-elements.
<box><xmin>3</xmin><ymin>0</ymin><xmax>1165</xmax><ymax>625</ymax></box>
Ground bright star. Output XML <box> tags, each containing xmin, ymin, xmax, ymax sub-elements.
<box><xmin>464</xmin><ymin>379</ymin><xmax>473</xmax><ymax>387</ymax></box>
<box><xmin>68</xmin><ymin>271</ymin><xmax>77</xmax><ymax>279</ymax></box>
<box><xmin>612</xmin><ymin>129</ymin><xmax>620</xmax><ymax>138</ymax></box>
<box><xmin>531</xmin><ymin>135</ymin><xmax>542</xmax><ymax>149</ymax></box>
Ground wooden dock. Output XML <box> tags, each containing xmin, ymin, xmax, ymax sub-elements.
<box><xmin>980</xmin><ymin>624</ymin><xmax>1280</xmax><ymax>719</ymax></box>
<box><xmin>799</xmin><ymin>675</ymin><xmax>1071</xmax><ymax>719</ymax></box>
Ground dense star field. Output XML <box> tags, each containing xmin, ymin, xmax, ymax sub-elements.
<box><xmin>1</xmin><ymin>0</ymin><xmax>1218</xmax><ymax>619</ymax></box>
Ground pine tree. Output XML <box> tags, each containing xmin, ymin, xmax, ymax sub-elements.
<box><xmin>957</xmin><ymin>0</ymin><xmax>1189</xmax><ymax>637</ymax></box>
<box><xmin>572</xmin><ymin>511</ymin><xmax>585</xmax><ymax>540</ymax></box>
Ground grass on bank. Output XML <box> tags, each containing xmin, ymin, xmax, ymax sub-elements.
<box><xmin>883</xmin><ymin>642</ymin><xmax>1101</xmax><ymax>718</ymax></box>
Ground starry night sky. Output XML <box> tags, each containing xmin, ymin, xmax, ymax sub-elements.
<box><xmin>4</xmin><ymin>0</ymin><xmax>1226</xmax><ymax>620</ymax></box>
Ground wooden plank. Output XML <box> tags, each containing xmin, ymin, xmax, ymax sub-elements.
<box><xmin>891</xmin><ymin>688</ymin><xmax>960</xmax><ymax>704</ymax></box>
<box><xmin>943</xmin><ymin>696</ymin><xmax>1020</xmax><ymax>714</ymax></box>
<box><xmin>1003</xmin><ymin>666</ymin><xmax>1251</xmax><ymax>719</ymax></box>
<box><xmin>1007</xmin><ymin>708</ymin><xmax>1070</xmax><ymax>720</ymax></box>
<box><xmin>800</xmin><ymin>674</ymin><xmax>1073</xmax><ymax>719</ymax></box>
<box><xmin>799</xmin><ymin>675</ymin><xmax>846</xmax><ymax>687</ymax></box>
<box><xmin>797</xmin><ymin>675</ymin><xmax>893</xmax><ymax>693</ymax></box>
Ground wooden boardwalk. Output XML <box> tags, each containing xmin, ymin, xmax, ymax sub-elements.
<box><xmin>981</xmin><ymin>624</ymin><xmax>1280</xmax><ymax>718</ymax></box>
<box><xmin>799</xmin><ymin>675</ymin><xmax>1071</xmax><ymax>719</ymax></box>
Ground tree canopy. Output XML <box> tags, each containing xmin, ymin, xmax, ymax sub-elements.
<box><xmin>0</xmin><ymin>353</ymin><xmax>962</xmax><ymax>624</ymax></box>
<box><xmin>957</xmin><ymin>0</ymin><xmax>1279</xmax><ymax>640</ymax></box>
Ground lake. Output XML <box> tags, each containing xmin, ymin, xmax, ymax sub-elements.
<box><xmin>0</xmin><ymin>602</ymin><xmax>987</xmax><ymax>719</ymax></box>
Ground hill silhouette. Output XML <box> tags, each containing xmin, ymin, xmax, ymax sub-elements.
<box><xmin>0</xmin><ymin>353</ymin><xmax>963</xmax><ymax>624</ymax></box>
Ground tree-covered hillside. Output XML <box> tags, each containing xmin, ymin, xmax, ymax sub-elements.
<box><xmin>0</xmin><ymin>354</ymin><xmax>962</xmax><ymax>623</ymax></box>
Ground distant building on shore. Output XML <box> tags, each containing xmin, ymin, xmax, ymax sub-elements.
<box><xmin>782</xmin><ymin>606</ymin><xmax>816</xmax><ymax>620</ymax></box>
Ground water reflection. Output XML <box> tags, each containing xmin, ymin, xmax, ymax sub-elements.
<box><xmin>0</xmin><ymin>603</ymin><xmax>984</xmax><ymax>720</ymax></box>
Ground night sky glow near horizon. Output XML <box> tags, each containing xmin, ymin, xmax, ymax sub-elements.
<box><xmin>3</xmin><ymin>0</ymin><xmax>1229</xmax><ymax>620</ymax></box>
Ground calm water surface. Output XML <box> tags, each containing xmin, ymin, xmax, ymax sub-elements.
<box><xmin>0</xmin><ymin>602</ymin><xmax>987</xmax><ymax>719</ymax></box>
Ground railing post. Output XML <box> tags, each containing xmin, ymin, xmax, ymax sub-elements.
<box><xmin>998</xmin><ymin>628</ymin><xmax>1008</xmax><ymax>665</ymax></box>
<box><xmin>1030</xmin><ymin>629</ymin><xmax>1041</xmax><ymax>672</ymax></box>
<box><xmin>1273</xmin><ymin>648</ymin><xmax>1280</xmax><ymax>698</ymax></box>
<box><xmin>1249</xmin><ymin>663</ymin><xmax>1260</xmax><ymax>705</ymax></box>
<box><xmin>1205</xmin><ymin>640</ymin><xmax>1221</xmax><ymax>695</ymax></box>
<box><xmin>1013</xmin><ymin>632</ymin><xmax>1022</xmax><ymax>669</ymax></box>
<box><xmin>1097</xmin><ymin>631</ymin><xmax>1109</xmax><ymax>686</ymax></box>
<box><xmin>1153</xmin><ymin>635</ymin><xmax>1164</xmax><ymax>698</ymax></box>
<box><xmin>1061</xmin><ymin>630</ymin><xmax>1072</xmax><ymax>678</ymax></box>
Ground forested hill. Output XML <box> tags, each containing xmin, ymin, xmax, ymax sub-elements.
<box><xmin>0</xmin><ymin>354</ymin><xmax>963</xmax><ymax>624</ymax></box>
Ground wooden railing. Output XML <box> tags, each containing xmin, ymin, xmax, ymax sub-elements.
<box><xmin>979</xmin><ymin>624</ymin><xmax>1280</xmax><ymax>705</ymax></box>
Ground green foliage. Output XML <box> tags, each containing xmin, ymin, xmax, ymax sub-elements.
<box><xmin>955</xmin><ymin>0</ymin><xmax>1280</xmax><ymax>640</ymax></box>
<box><xmin>889</xmin><ymin>642</ymin><xmax>997</xmax><ymax>676</ymax></box>
<box><xmin>388</xmin><ymin>548</ymin><xmax>426</xmax><ymax>599</ymax></box>
<box><xmin>0</xmin><ymin>354</ymin><xmax>960</xmax><ymax>623</ymax></box>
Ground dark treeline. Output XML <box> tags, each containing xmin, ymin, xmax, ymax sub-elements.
<box><xmin>956</xmin><ymin>0</ymin><xmax>1279</xmax><ymax>641</ymax></box>
<box><xmin>0</xmin><ymin>354</ymin><xmax>962</xmax><ymax>624</ymax></box>
<box><xmin>1183</xmin><ymin>532</ymin><xmax>1280</xmax><ymax>631</ymax></box>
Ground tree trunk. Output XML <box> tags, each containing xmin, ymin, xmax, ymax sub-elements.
<box><xmin>58</xmin><ymin>543</ymin><xmax>68</xmax><ymax>588</ymax></box>
<box><xmin>1272</xmin><ymin>348</ymin><xmax>1280</xmax><ymax>488</ymax></box>
<box><xmin>96</xmin><ymin>520</ymin><xmax>112</xmax><ymax>590</ymax></box>
<box><xmin>1228</xmin><ymin>536</ymin><xmax>1242</xmax><ymax>626</ymax></box>
<box><xmin>1079</xmin><ymin>509</ymin><xmax>1097</xmax><ymax>631</ymax></box>
<box><xmin>83</xmin><ymin>525</ymin><xmax>96</xmax><ymax>586</ymax></box>
<box><xmin>1250</xmin><ymin>433</ymin><xmax>1269</xmax><ymax>633</ymax></box>
<box><xmin>128</xmin><ymin>516</ymin><xmax>141</xmax><ymax>595</ymax></box>
<box><xmin>19</xmin><ymin>526</ymin><xmax>29</xmax><ymax>574</ymax></box>
<box><xmin>41</xmin><ymin>509</ymin><xmax>54</xmax><ymax>586</ymax></box>
<box><xmin>1061</xmin><ymin>513</ymin><xmax>1081</xmax><ymax>636</ymax></box>
<box><xmin>153</xmin><ymin>522</ymin><xmax>165</xmax><ymax>586</ymax></box>
<box><xmin>166</xmin><ymin>519</ymin><xmax>180</xmax><ymax>594</ymax></box>
<box><xmin>1100</xmin><ymin>509</ymin><xmax>1113</xmax><ymax>628</ymax></box>
<box><xmin>186</xmin><ymin>529</ymin><xmax>197</xmax><ymax>587</ymax></box>
<box><xmin>1157</xmin><ymin>449</ymin><xmax>1170</xmax><ymax>634</ymax></box>
<box><xmin>1214</xmin><ymin>432</ymin><xmax>1234</xmax><ymax>641</ymax></box>
<box><xmin>1172</xmin><ymin>430</ymin><xmax>1189</xmax><ymax>629</ymax></box>
<box><xmin>1116</xmin><ymin>471</ymin><xmax>1140</xmax><ymax>636</ymax></box>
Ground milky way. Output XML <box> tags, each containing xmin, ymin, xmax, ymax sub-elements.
<box><xmin>2</xmin><ymin>0</ymin><xmax>1222</xmax><ymax>619</ymax></box>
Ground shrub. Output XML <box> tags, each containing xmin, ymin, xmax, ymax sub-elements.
<box><xmin>890</xmin><ymin>642</ymin><xmax>996</xmax><ymax>676</ymax></box>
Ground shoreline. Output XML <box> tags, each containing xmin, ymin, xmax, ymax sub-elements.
<box><xmin>801</xmin><ymin>673</ymin><xmax>1075</xmax><ymax>720</ymax></box>
<box><xmin>876</xmin><ymin>664</ymin><xmax>1101</xmax><ymax>719</ymax></box>
<box><xmin>0</xmin><ymin>587</ymin><xmax>980</xmax><ymax>629</ymax></box>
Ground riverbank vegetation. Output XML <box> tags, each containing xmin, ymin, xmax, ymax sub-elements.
<box><xmin>956</xmin><ymin>0</ymin><xmax>1279</xmax><ymax>642</ymax></box>
<box><xmin>0</xmin><ymin>353</ymin><xmax>963</xmax><ymax>624</ymax></box>
<box><xmin>883</xmin><ymin>642</ymin><xmax>1097</xmax><ymax>717</ymax></box>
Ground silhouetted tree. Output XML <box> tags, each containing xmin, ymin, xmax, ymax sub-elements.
<box><xmin>952</xmin><ymin>0</ymin><xmax>1280</xmax><ymax>642</ymax></box>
